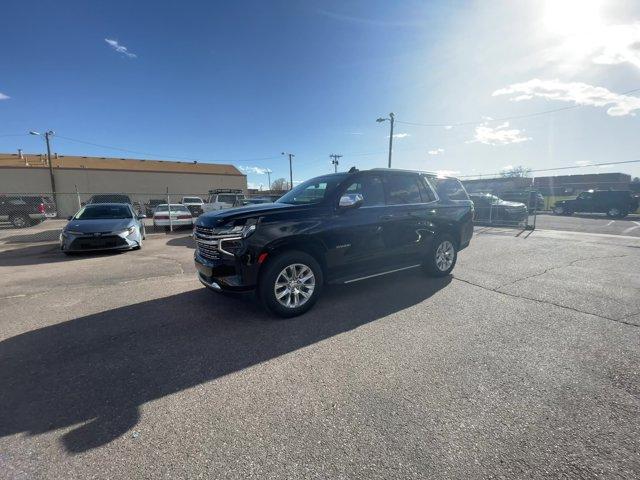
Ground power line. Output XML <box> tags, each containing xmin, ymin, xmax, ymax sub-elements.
<box><xmin>396</xmin><ymin>87</ymin><xmax>640</xmax><ymax>128</ymax></box>
<box><xmin>54</xmin><ymin>135</ymin><xmax>281</xmax><ymax>164</ymax></box>
<box><xmin>458</xmin><ymin>159</ymin><xmax>640</xmax><ymax>179</ymax></box>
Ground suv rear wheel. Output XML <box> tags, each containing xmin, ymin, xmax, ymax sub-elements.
<box><xmin>423</xmin><ymin>234</ymin><xmax>457</xmax><ymax>277</ymax></box>
<box><xmin>10</xmin><ymin>213</ymin><xmax>30</xmax><ymax>228</ymax></box>
<box><xmin>607</xmin><ymin>207</ymin><xmax>627</xmax><ymax>218</ymax></box>
<box><xmin>259</xmin><ymin>251</ymin><xmax>323</xmax><ymax>318</ymax></box>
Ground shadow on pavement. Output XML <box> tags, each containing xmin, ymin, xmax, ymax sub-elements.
<box><xmin>166</xmin><ymin>235</ymin><xmax>195</xmax><ymax>248</ymax></box>
<box><xmin>0</xmin><ymin>271</ymin><xmax>451</xmax><ymax>453</ymax></box>
<box><xmin>0</xmin><ymin>228</ymin><xmax>63</xmax><ymax>244</ymax></box>
<box><xmin>0</xmin><ymin>243</ymin><xmax>124</xmax><ymax>267</ymax></box>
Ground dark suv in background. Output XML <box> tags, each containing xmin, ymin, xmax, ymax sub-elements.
<box><xmin>553</xmin><ymin>190</ymin><xmax>639</xmax><ymax>218</ymax></box>
<box><xmin>194</xmin><ymin>169</ymin><xmax>474</xmax><ymax>317</ymax></box>
<box><xmin>0</xmin><ymin>195</ymin><xmax>57</xmax><ymax>228</ymax></box>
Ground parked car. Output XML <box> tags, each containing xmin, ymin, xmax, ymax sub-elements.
<box><xmin>153</xmin><ymin>204</ymin><xmax>194</xmax><ymax>230</ymax></box>
<box><xmin>201</xmin><ymin>189</ymin><xmax>246</xmax><ymax>213</ymax></box>
<box><xmin>145</xmin><ymin>199</ymin><xmax>165</xmax><ymax>217</ymax></box>
<box><xmin>499</xmin><ymin>190</ymin><xmax>544</xmax><ymax>212</ymax></box>
<box><xmin>60</xmin><ymin>203</ymin><xmax>145</xmax><ymax>254</ymax></box>
<box><xmin>181</xmin><ymin>196</ymin><xmax>205</xmax><ymax>217</ymax></box>
<box><xmin>469</xmin><ymin>194</ymin><xmax>528</xmax><ymax>223</ymax></box>
<box><xmin>0</xmin><ymin>195</ymin><xmax>57</xmax><ymax>228</ymax></box>
<box><xmin>86</xmin><ymin>194</ymin><xmax>133</xmax><ymax>205</ymax></box>
<box><xmin>194</xmin><ymin>168</ymin><xmax>474</xmax><ymax>317</ymax></box>
<box><xmin>553</xmin><ymin>190</ymin><xmax>639</xmax><ymax>218</ymax></box>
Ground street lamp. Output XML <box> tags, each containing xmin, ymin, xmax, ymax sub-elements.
<box><xmin>29</xmin><ymin>130</ymin><xmax>58</xmax><ymax>213</ymax></box>
<box><xmin>264</xmin><ymin>168</ymin><xmax>272</xmax><ymax>190</ymax></box>
<box><xmin>376</xmin><ymin>112</ymin><xmax>395</xmax><ymax>168</ymax></box>
<box><xmin>281</xmin><ymin>152</ymin><xmax>295</xmax><ymax>190</ymax></box>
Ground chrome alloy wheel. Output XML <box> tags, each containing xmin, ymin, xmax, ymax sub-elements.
<box><xmin>274</xmin><ymin>263</ymin><xmax>316</xmax><ymax>308</ymax></box>
<box><xmin>435</xmin><ymin>240</ymin><xmax>455</xmax><ymax>272</ymax></box>
<box><xmin>608</xmin><ymin>207</ymin><xmax>620</xmax><ymax>217</ymax></box>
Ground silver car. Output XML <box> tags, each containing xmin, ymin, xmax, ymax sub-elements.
<box><xmin>60</xmin><ymin>203</ymin><xmax>146</xmax><ymax>254</ymax></box>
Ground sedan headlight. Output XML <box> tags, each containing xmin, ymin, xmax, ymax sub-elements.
<box><xmin>115</xmin><ymin>226</ymin><xmax>137</xmax><ymax>236</ymax></box>
<box><xmin>65</xmin><ymin>230</ymin><xmax>84</xmax><ymax>235</ymax></box>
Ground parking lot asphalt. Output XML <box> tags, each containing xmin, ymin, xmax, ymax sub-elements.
<box><xmin>535</xmin><ymin>212</ymin><xmax>640</xmax><ymax>237</ymax></box>
<box><xmin>1</xmin><ymin>229</ymin><xmax>639</xmax><ymax>479</ymax></box>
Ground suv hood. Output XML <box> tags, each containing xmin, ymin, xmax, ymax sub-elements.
<box><xmin>198</xmin><ymin>202</ymin><xmax>308</xmax><ymax>225</ymax></box>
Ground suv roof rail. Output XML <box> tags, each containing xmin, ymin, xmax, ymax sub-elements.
<box><xmin>208</xmin><ymin>188</ymin><xmax>243</xmax><ymax>194</ymax></box>
<box><xmin>370</xmin><ymin>167</ymin><xmax>439</xmax><ymax>175</ymax></box>
<box><xmin>348</xmin><ymin>166</ymin><xmax>358</xmax><ymax>173</ymax></box>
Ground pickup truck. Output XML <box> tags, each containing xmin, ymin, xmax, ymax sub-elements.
<box><xmin>181</xmin><ymin>196</ymin><xmax>205</xmax><ymax>217</ymax></box>
<box><xmin>0</xmin><ymin>195</ymin><xmax>57</xmax><ymax>228</ymax></box>
<box><xmin>201</xmin><ymin>189</ymin><xmax>246</xmax><ymax>213</ymax></box>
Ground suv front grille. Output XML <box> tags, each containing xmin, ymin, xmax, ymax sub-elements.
<box><xmin>194</xmin><ymin>225</ymin><xmax>243</xmax><ymax>260</ymax></box>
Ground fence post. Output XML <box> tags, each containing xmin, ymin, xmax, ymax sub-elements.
<box><xmin>75</xmin><ymin>185</ymin><xmax>82</xmax><ymax>212</ymax></box>
<box><xmin>166</xmin><ymin>187</ymin><xmax>173</xmax><ymax>232</ymax></box>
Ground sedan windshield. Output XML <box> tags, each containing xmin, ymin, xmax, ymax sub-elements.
<box><xmin>75</xmin><ymin>205</ymin><xmax>132</xmax><ymax>219</ymax></box>
<box><xmin>277</xmin><ymin>174</ymin><xmax>348</xmax><ymax>205</ymax></box>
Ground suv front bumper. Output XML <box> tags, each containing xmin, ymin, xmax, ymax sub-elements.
<box><xmin>194</xmin><ymin>252</ymin><xmax>257</xmax><ymax>292</ymax></box>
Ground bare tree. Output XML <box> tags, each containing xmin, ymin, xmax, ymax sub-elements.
<box><xmin>270</xmin><ymin>177</ymin><xmax>290</xmax><ymax>191</ymax></box>
<box><xmin>500</xmin><ymin>166</ymin><xmax>531</xmax><ymax>178</ymax></box>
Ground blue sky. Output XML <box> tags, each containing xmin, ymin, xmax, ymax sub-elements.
<box><xmin>1</xmin><ymin>0</ymin><xmax>640</xmax><ymax>188</ymax></box>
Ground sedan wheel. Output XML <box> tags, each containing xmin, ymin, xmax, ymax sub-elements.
<box><xmin>10</xmin><ymin>214</ymin><xmax>29</xmax><ymax>228</ymax></box>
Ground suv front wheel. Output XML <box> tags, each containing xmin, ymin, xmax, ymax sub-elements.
<box><xmin>259</xmin><ymin>251</ymin><xmax>323</xmax><ymax>318</ymax></box>
<box><xmin>423</xmin><ymin>234</ymin><xmax>457</xmax><ymax>277</ymax></box>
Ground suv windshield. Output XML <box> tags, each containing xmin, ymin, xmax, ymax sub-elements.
<box><xmin>75</xmin><ymin>204</ymin><xmax>132</xmax><ymax>219</ymax></box>
<box><xmin>277</xmin><ymin>174</ymin><xmax>349</xmax><ymax>205</ymax></box>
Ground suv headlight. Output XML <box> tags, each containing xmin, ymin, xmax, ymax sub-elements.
<box><xmin>216</xmin><ymin>219</ymin><xmax>257</xmax><ymax>238</ymax></box>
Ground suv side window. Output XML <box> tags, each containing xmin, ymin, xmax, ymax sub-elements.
<box><xmin>342</xmin><ymin>175</ymin><xmax>385</xmax><ymax>206</ymax></box>
<box><xmin>431</xmin><ymin>177</ymin><xmax>469</xmax><ymax>202</ymax></box>
<box><xmin>385</xmin><ymin>174</ymin><xmax>422</xmax><ymax>205</ymax></box>
<box><xmin>418</xmin><ymin>176</ymin><xmax>437</xmax><ymax>202</ymax></box>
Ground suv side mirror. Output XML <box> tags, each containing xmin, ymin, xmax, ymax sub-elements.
<box><xmin>339</xmin><ymin>193</ymin><xmax>364</xmax><ymax>210</ymax></box>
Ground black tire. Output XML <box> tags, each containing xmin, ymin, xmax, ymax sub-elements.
<box><xmin>258</xmin><ymin>250</ymin><xmax>323</xmax><ymax>318</ymax></box>
<box><xmin>423</xmin><ymin>234</ymin><xmax>457</xmax><ymax>277</ymax></box>
<box><xmin>9</xmin><ymin>213</ymin><xmax>30</xmax><ymax>228</ymax></box>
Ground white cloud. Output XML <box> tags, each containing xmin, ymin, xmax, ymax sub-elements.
<box><xmin>347</xmin><ymin>132</ymin><xmax>363</xmax><ymax>135</ymax></box>
<box><xmin>592</xmin><ymin>23</ymin><xmax>640</xmax><ymax>70</ymax></box>
<box><xmin>470</xmin><ymin>122</ymin><xmax>531</xmax><ymax>146</ymax></box>
<box><xmin>238</xmin><ymin>165</ymin><xmax>272</xmax><ymax>175</ymax></box>
<box><xmin>443</xmin><ymin>125</ymin><xmax>453</xmax><ymax>130</ymax></box>
<box><xmin>493</xmin><ymin>79</ymin><xmax>640</xmax><ymax>117</ymax></box>
<box><xmin>105</xmin><ymin>38</ymin><xmax>137</xmax><ymax>58</ymax></box>
<box><xmin>436</xmin><ymin>170</ymin><xmax>460</xmax><ymax>177</ymax></box>
<box><xmin>428</xmin><ymin>148</ymin><xmax>444</xmax><ymax>155</ymax></box>
<box><xmin>574</xmin><ymin>160</ymin><xmax>593</xmax><ymax>166</ymax></box>
<box><xmin>391</xmin><ymin>133</ymin><xmax>410</xmax><ymax>139</ymax></box>
<box><xmin>0</xmin><ymin>92</ymin><xmax>9</xmax><ymax>100</ymax></box>
<box><xmin>502</xmin><ymin>165</ymin><xmax>514</xmax><ymax>171</ymax></box>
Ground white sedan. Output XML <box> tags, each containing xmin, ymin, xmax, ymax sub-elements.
<box><xmin>153</xmin><ymin>204</ymin><xmax>194</xmax><ymax>230</ymax></box>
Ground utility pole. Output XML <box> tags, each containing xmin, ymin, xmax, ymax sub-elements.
<box><xmin>376</xmin><ymin>112</ymin><xmax>395</xmax><ymax>168</ymax></box>
<box><xmin>330</xmin><ymin>154</ymin><xmax>342</xmax><ymax>173</ymax></box>
<box><xmin>266</xmin><ymin>169</ymin><xmax>272</xmax><ymax>190</ymax></box>
<box><xmin>282</xmin><ymin>152</ymin><xmax>295</xmax><ymax>190</ymax></box>
<box><xmin>29</xmin><ymin>130</ymin><xmax>58</xmax><ymax>214</ymax></box>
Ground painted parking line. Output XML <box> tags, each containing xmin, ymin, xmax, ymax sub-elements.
<box><xmin>622</xmin><ymin>221</ymin><xmax>640</xmax><ymax>234</ymax></box>
<box><xmin>604</xmin><ymin>220</ymin><xmax>615</xmax><ymax>227</ymax></box>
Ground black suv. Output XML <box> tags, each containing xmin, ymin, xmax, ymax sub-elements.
<box><xmin>194</xmin><ymin>169</ymin><xmax>473</xmax><ymax>317</ymax></box>
<box><xmin>0</xmin><ymin>195</ymin><xmax>57</xmax><ymax>228</ymax></box>
<box><xmin>553</xmin><ymin>190</ymin><xmax>639</xmax><ymax>218</ymax></box>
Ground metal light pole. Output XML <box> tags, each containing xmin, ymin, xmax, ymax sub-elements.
<box><xmin>376</xmin><ymin>113</ymin><xmax>395</xmax><ymax>168</ymax></box>
<box><xmin>282</xmin><ymin>152</ymin><xmax>295</xmax><ymax>190</ymax></box>
<box><xmin>265</xmin><ymin>169</ymin><xmax>272</xmax><ymax>190</ymax></box>
<box><xmin>29</xmin><ymin>130</ymin><xmax>58</xmax><ymax>213</ymax></box>
<box><xmin>330</xmin><ymin>153</ymin><xmax>342</xmax><ymax>173</ymax></box>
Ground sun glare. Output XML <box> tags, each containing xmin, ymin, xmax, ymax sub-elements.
<box><xmin>544</xmin><ymin>0</ymin><xmax>604</xmax><ymax>36</ymax></box>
